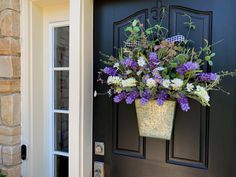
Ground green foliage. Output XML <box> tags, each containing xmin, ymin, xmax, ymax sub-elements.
<box><xmin>0</xmin><ymin>171</ymin><xmax>6</xmax><ymax>177</ymax></box>
<box><xmin>183</xmin><ymin>14</ymin><xmax>196</xmax><ymax>30</ymax></box>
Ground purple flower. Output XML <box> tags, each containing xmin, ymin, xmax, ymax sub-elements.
<box><xmin>140</xmin><ymin>90</ymin><xmax>151</xmax><ymax>105</ymax></box>
<box><xmin>103</xmin><ymin>67</ymin><xmax>117</xmax><ymax>76</ymax></box>
<box><xmin>122</xmin><ymin>58</ymin><xmax>138</xmax><ymax>70</ymax></box>
<box><xmin>126</xmin><ymin>90</ymin><xmax>139</xmax><ymax>104</ymax></box>
<box><xmin>152</xmin><ymin>68</ymin><xmax>162</xmax><ymax>83</ymax></box>
<box><xmin>149</xmin><ymin>52</ymin><xmax>158</xmax><ymax>68</ymax></box>
<box><xmin>152</xmin><ymin>68</ymin><xmax>159</xmax><ymax>78</ymax></box>
<box><xmin>176</xmin><ymin>62</ymin><xmax>200</xmax><ymax>75</ymax></box>
<box><xmin>114</xmin><ymin>92</ymin><xmax>127</xmax><ymax>103</ymax></box>
<box><xmin>157</xmin><ymin>91</ymin><xmax>168</xmax><ymax>106</ymax></box>
<box><xmin>142</xmin><ymin>74</ymin><xmax>150</xmax><ymax>81</ymax></box>
<box><xmin>197</xmin><ymin>73</ymin><xmax>218</xmax><ymax>82</ymax></box>
<box><xmin>177</xmin><ymin>95</ymin><xmax>190</xmax><ymax>112</ymax></box>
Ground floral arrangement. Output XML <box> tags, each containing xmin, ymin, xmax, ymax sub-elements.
<box><xmin>97</xmin><ymin>14</ymin><xmax>236</xmax><ymax>112</ymax></box>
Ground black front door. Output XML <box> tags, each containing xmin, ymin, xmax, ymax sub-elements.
<box><xmin>93</xmin><ymin>0</ymin><xmax>236</xmax><ymax>177</ymax></box>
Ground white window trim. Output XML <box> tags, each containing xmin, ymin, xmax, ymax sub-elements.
<box><xmin>49</xmin><ymin>21</ymin><xmax>70</xmax><ymax>177</ymax></box>
<box><xmin>21</xmin><ymin>0</ymin><xmax>93</xmax><ymax>176</ymax></box>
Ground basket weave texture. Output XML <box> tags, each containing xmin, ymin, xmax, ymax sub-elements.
<box><xmin>135</xmin><ymin>99</ymin><xmax>176</xmax><ymax>140</ymax></box>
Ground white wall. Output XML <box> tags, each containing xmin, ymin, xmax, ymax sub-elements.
<box><xmin>23</xmin><ymin>1</ymin><xmax>69</xmax><ymax>177</ymax></box>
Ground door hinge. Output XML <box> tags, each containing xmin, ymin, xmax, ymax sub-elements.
<box><xmin>21</xmin><ymin>144</ymin><xmax>27</xmax><ymax>160</ymax></box>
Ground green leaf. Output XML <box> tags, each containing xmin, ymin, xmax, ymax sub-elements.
<box><xmin>145</xmin><ymin>29</ymin><xmax>151</xmax><ymax>35</ymax></box>
<box><xmin>162</xmin><ymin>68</ymin><xmax>168</xmax><ymax>77</ymax></box>
<box><xmin>176</xmin><ymin>54</ymin><xmax>186</xmax><ymax>64</ymax></box>
<box><xmin>205</xmin><ymin>55</ymin><xmax>211</xmax><ymax>61</ymax></box>
<box><xmin>133</xmin><ymin>26</ymin><xmax>140</xmax><ymax>32</ymax></box>
<box><xmin>210</xmin><ymin>53</ymin><xmax>216</xmax><ymax>57</ymax></box>
<box><xmin>171</xmin><ymin>72</ymin><xmax>177</xmax><ymax>78</ymax></box>
<box><xmin>132</xmin><ymin>19</ymin><xmax>139</xmax><ymax>27</ymax></box>
<box><xmin>125</xmin><ymin>26</ymin><xmax>132</xmax><ymax>32</ymax></box>
<box><xmin>197</xmin><ymin>59</ymin><xmax>203</xmax><ymax>63</ymax></box>
<box><xmin>208</xmin><ymin>60</ymin><xmax>213</xmax><ymax>66</ymax></box>
<box><xmin>170</xmin><ymin>62</ymin><xmax>178</xmax><ymax>68</ymax></box>
<box><xmin>204</xmin><ymin>39</ymin><xmax>209</xmax><ymax>46</ymax></box>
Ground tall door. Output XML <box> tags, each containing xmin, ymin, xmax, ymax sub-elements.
<box><xmin>93</xmin><ymin>0</ymin><xmax>236</xmax><ymax>177</ymax></box>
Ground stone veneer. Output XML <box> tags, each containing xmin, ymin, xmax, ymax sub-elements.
<box><xmin>0</xmin><ymin>0</ymin><xmax>21</xmax><ymax>176</ymax></box>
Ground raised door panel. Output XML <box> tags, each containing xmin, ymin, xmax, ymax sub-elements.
<box><xmin>167</xmin><ymin>5</ymin><xmax>212</xmax><ymax>169</ymax></box>
<box><xmin>113</xmin><ymin>10</ymin><xmax>148</xmax><ymax>158</ymax></box>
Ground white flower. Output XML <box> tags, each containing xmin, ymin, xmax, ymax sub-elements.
<box><xmin>186</xmin><ymin>83</ymin><xmax>194</xmax><ymax>92</ymax></box>
<box><xmin>126</xmin><ymin>70</ymin><xmax>132</xmax><ymax>75</ymax></box>
<box><xmin>122</xmin><ymin>78</ymin><xmax>137</xmax><ymax>87</ymax></box>
<box><xmin>136</xmin><ymin>70</ymin><xmax>142</xmax><ymax>76</ymax></box>
<box><xmin>115</xmin><ymin>87</ymin><xmax>123</xmax><ymax>93</ymax></box>
<box><xmin>94</xmin><ymin>90</ymin><xmax>98</xmax><ymax>97</ymax></box>
<box><xmin>146</xmin><ymin>78</ymin><xmax>157</xmax><ymax>88</ymax></box>
<box><xmin>138</xmin><ymin>57</ymin><xmax>146</xmax><ymax>67</ymax></box>
<box><xmin>194</xmin><ymin>86</ymin><xmax>210</xmax><ymax>105</ymax></box>
<box><xmin>171</xmin><ymin>78</ymin><xmax>184</xmax><ymax>90</ymax></box>
<box><xmin>107</xmin><ymin>76</ymin><xmax>122</xmax><ymax>86</ymax></box>
<box><xmin>113</xmin><ymin>62</ymin><xmax>120</xmax><ymax>68</ymax></box>
<box><xmin>162</xmin><ymin>79</ymin><xmax>171</xmax><ymax>88</ymax></box>
<box><xmin>107</xmin><ymin>89</ymin><xmax>112</xmax><ymax>96</ymax></box>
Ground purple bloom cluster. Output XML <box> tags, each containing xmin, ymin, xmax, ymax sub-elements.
<box><xmin>140</xmin><ymin>90</ymin><xmax>151</xmax><ymax>105</ymax></box>
<box><xmin>176</xmin><ymin>62</ymin><xmax>199</xmax><ymax>75</ymax></box>
<box><xmin>103</xmin><ymin>67</ymin><xmax>117</xmax><ymax>76</ymax></box>
<box><xmin>157</xmin><ymin>91</ymin><xmax>168</xmax><ymax>106</ymax></box>
<box><xmin>126</xmin><ymin>90</ymin><xmax>139</xmax><ymax>104</ymax></box>
<box><xmin>197</xmin><ymin>73</ymin><xmax>218</xmax><ymax>82</ymax></box>
<box><xmin>152</xmin><ymin>68</ymin><xmax>163</xmax><ymax>83</ymax></box>
<box><xmin>122</xmin><ymin>58</ymin><xmax>138</xmax><ymax>70</ymax></box>
<box><xmin>149</xmin><ymin>52</ymin><xmax>158</xmax><ymax>68</ymax></box>
<box><xmin>114</xmin><ymin>92</ymin><xmax>127</xmax><ymax>103</ymax></box>
<box><xmin>177</xmin><ymin>95</ymin><xmax>190</xmax><ymax>112</ymax></box>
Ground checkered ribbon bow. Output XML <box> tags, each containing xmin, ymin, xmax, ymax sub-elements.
<box><xmin>165</xmin><ymin>35</ymin><xmax>185</xmax><ymax>43</ymax></box>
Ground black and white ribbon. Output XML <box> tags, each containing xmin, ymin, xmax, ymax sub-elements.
<box><xmin>166</xmin><ymin>35</ymin><xmax>185</xmax><ymax>43</ymax></box>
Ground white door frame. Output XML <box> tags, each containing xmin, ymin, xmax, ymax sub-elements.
<box><xmin>21</xmin><ymin>0</ymin><xmax>93</xmax><ymax>176</ymax></box>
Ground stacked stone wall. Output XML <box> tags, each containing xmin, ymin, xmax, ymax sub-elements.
<box><xmin>0</xmin><ymin>0</ymin><xmax>21</xmax><ymax>176</ymax></box>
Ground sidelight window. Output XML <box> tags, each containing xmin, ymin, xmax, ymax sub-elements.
<box><xmin>50</xmin><ymin>24</ymin><xmax>69</xmax><ymax>177</ymax></box>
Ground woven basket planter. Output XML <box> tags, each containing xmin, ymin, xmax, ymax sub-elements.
<box><xmin>135</xmin><ymin>99</ymin><xmax>176</xmax><ymax>140</ymax></box>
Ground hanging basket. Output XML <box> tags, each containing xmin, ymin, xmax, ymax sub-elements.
<box><xmin>135</xmin><ymin>99</ymin><xmax>176</xmax><ymax>140</ymax></box>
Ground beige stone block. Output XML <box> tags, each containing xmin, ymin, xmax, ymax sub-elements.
<box><xmin>0</xmin><ymin>56</ymin><xmax>20</xmax><ymax>78</ymax></box>
<box><xmin>0</xmin><ymin>94</ymin><xmax>20</xmax><ymax>126</ymax></box>
<box><xmin>0</xmin><ymin>126</ymin><xmax>21</xmax><ymax>136</ymax></box>
<box><xmin>0</xmin><ymin>37</ymin><xmax>20</xmax><ymax>55</ymax></box>
<box><xmin>1</xmin><ymin>164</ymin><xmax>21</xmax><ymax>177</ymax></box>
<box><xmin>0</xmin><ymin>10</ymin><xmax>20</xmax><ymax>37</ymax></box>
<box><xmin>0</xmin><ymin>79</ymin><xmax>20</xmax><ymax>94</ymax></box>
<box><xmin>0</xmin><ymin>126</ymin><xmax>20</xmax><ymax>145</ymax></box>
<box><xmin>0</xmin><ymin>134</ymin><xmax>20</xmax><ymax>146</ymax></box>
<box><xmin>2</xmin><ymin>145</ymin><xmax>21</xmax><ymax>166</ymax></box>
<box><xmin>0</xmin><ymin>0</ymin><xmax>20</xmax><ymax>12</ymax></box>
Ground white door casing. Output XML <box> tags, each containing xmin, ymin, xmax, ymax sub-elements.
<box><xmin>21</xmin><ymin>0</ymin><xmax>93</xmax><ymax>176</ymax></box>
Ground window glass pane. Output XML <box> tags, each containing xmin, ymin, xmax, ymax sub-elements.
<box><xmin>55</xmin><ymin>155</ymin><xmax>68</xmax><ymax>177</ymax></box>
<box><xmin>54</xmin><ymin>113</ymin><xmax>68</xmax><ymax>152</ymax></box>
<box><xmin>54</xmin><ymin>27</ymin><xmax>69</xmax><ymax>67</ymax></box>
<box><xmin>54</xmin><ymin>71</ymin><xmax>69</xmax><ymax>110</ymax></box>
